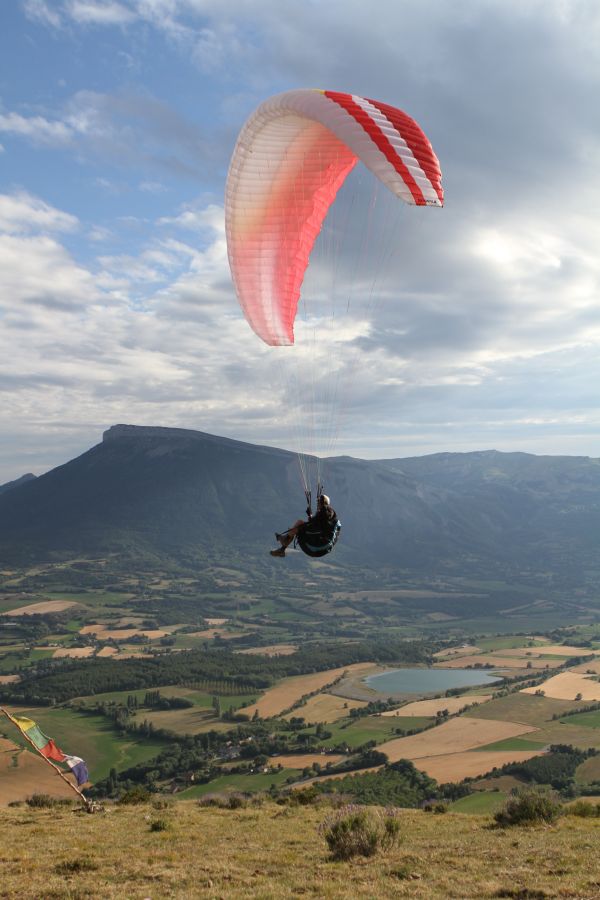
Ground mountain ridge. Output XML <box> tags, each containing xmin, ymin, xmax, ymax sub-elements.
<box><xmin>0</xmin><ymin>425</ymin><xmax>598</xmax><ymax>580</ymax></box>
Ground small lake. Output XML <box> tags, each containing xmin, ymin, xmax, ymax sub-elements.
<box><xmin>363</xmin><ymin>667</ymin><xmax>502</xmax><ymax>696</ymax></box>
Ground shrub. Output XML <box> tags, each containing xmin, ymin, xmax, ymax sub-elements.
<box><xmin>26</xmin><ymin>794</ymin><xmax>71</xmax><ymax>809</ymax></box>
<box><xmin>55</xmin><ymin>859</ymin><xmax>98</xmax><ymax>875</ymax></box>
<box><xmin>149</xmin><ymin>818</ymin><xmax>170</xmax><ymax>832</ymax></box>
<box><xmin>494</xmin><ymin>789</ymin><xmax>563</xmax><ymax>827</ymax></box>
<box><xmin>320</xmin><ymin>806</ymin><xmax>402</xmax><ymax>861</ymax></box>
<box><xmin>566</xmin><ymin>800</ymin><xmax>600</xmax><ymax>818</ymax></box>
<box><xmin>118</xmin><ymin>786</ymin><xmax>151</xmax><ymax>805</ymax></box>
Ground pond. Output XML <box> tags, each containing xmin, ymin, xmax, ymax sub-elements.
<box><xmin>363</xmin><ymin>667</ymin><xmax>502</xmax><ymax>696</ymax></box>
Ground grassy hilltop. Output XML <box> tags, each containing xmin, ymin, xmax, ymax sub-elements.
<box><xmin>1</xmin><ymin>798</ymin><xmax>600</xmax><ymax>899</ymax></box>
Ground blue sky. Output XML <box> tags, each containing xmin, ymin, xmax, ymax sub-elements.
<box><xmin>1</xmin><ymin>0</ymin><xmax>600</xmax><ymax>482</ymax></box>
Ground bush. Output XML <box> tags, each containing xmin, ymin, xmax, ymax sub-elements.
<box><xmin>566</xmin><ymin>800</ymin><xmax>600</xmax><ymax>818</ymax></box>
<box><xmin>26</xmin><ymin>794</ymin><xmax>71</xmax><ymax>809</ymax></box>
<box><xmin>118</xmin><ymin>786</ymin><xmax>151</xmax><ymax>805</ymax></box>
<box><xmin>149</xmin><ymin>818</ymin><xmax>170</xmax><ymax>832</ymax></box>
<box><xmin>320</xmin><ymin>806</ymin><xmax>402</xmax><ymax>861</ymax></box>
<box><xmin>55</xmin><ymin>859</ymin><xmax>98</xmax><ymax>875</ymax></box>
<box><xmin>494</xmin><ymin>788</ymin><xmax>563</xmax><ymax>827</ymax></box>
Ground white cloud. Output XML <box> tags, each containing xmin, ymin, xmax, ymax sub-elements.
<box><xmin>65</xmin><ymin>0</ymin><xmax>136</xmax><ymax>26</ymax></box>
<box><xmin>0</xmin><ymin>111</ymin><xmax>73</xmax><ymax>146</ymax></box>
<box><xmin>0</xmin><ymin>192</ymin><xmax>79</xmax><ymax>235</ymax></box>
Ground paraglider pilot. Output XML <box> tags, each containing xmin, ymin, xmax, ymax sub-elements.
<box><xmin>271</xmin><ymin>494</ymin><xmax>340</xmax><ymax>559</ymax></box>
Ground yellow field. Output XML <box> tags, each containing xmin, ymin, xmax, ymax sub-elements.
<box><xmin>572</xmin><ymin>659</ymin><xmax>600</xmax><ymax>675</ymax></box>
<box><xmin>237</xmin><ymin>644</ymin><xmax>298</xmax><ymax>657</ymax></box>
<box><xmin>381</xmin><ymin>695</ymin><xmax>492</xmax><ymax>717</ymax></box>
<box><xmin>521</xmin><ymin>671</ymin><xmax>600</xmax><ymax>701</ymax></box>
<box><xmin>2</xmin><ymin>599</ymin><xmax>79</xmax><ymax>616</ymax></box>
<box><xmin>52</xmin><ymin>647</ymin><xmax>94</xmax><ymax>659</ymax></box>
<box><xmin>416</xmin><ymin>749</ymin><xmax>545</xmax><ymax>783</ymax></box>
<box><xmin>0</xmin><ymin>675</ymin><xmax>20</xmax><ymax>684</ymax></box>
<box><xmin>243</xmin><ymin>663</ymin><xmax>374</xmax><ymax>719</ymax></box>
<box><xmin>96</xmin><ymin>647</ymin><xmax>119</xmax><ymax>657</ymax></box>
<box><xmin>79</xmin><ymin>626</ymin><xmax>168</xmax><ymax>640</ymax></box>
<box><xmin>283</xmin><ymin>693</ymin><xmax>367</xmax><ymax>723</ymax></box>
<box><xmin>377</xmin><ymin>716</ymin><xmax>538</xmax><ymax>763</ymax></box>
<box><xmin>268</xmin><ymin>753</ymin><xmax>345</xmax><ymax>769</ymax></box>
<box><xmin>435</xmin><ymin>654</ymin><xmax>552</xmax><ymax>670</ymax></box>
<box><xmin>0</xmin><ymin>739</ymin><xmax>76</xmax><ymax>805</ymax></box>
<box><xmin>204</xmin><ymin>618</ymin><xmax>229</xmax><ymax>625</ymax></box>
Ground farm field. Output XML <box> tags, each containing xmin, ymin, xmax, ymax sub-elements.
<box><xmin>449</xmin><ymin>790</ymin><xmax>508</xmax><ymax>814</ymax></box>
<box><xmin>237</xmin><ymin>644</ymin><xmax>298</xmax><ymax>656</ymax></box>
<box><xmin>377</xmin><ymin>716</ymin><xmax>538</xmax><ymax>763</ymax></box>
<box><xmin>432</xmin><ymin>644</ymin><xmax>481</xmax><ymax>658</ymax></box>
<box><xmin>0</xmin><ymin>738</ymin><xmax>77</xmax><ymax>805</ymax></box>
<box><xmin>381</xmin><ymin>695</ymin><xmax>492</xmax><ymax>717</ymax></box>
<box><xmin>463</xmin><ymin>691</ymin><xmax>600</xmax><ymax>749</ymax></box>
<box><xmin>416</xmin><ymin>750</ymin><xmax>544</xmax><ymax>783</ymax></box>
<box><xmin>267</xmin><ymin>753</ymin><xmax>345</xmax><ymax>769</ymax></box>
<box><xmin>434</xmin><ymin>654</ymin><xmax>554</xmax><ymax>669</ymax></box>
<box><xmin>321</xmin><ymin>715</ymin><xmax>431</xmax><ymax>749</ymax></box>
<box><xmin>243</xmin><ymin>663</ymin><xmax>374</xmax><ymax>719</ymax></box>
<box><xmin>51</xmin><ymin>647</ymin><xmax>94</xmax><ymax>658</ymax></box>
<box><xmin>1</xmin><ymin>707</ymin><xmax>166</xmax><ymax>783</ymax></box>
<box><xmin>283</xmin><ymin>693</ymin><xmax>367</xmax><ymax>723</ymax></box>
<box><xmin>522</xmin><ymin>671</ymin><xmax>600</xmax><ymax>701</ymax></box>
<box><xmin>1</xmin><ymin>599</ymin><xmax>80</xmax><ymax>616</ymax></box>
<box><xmin>573</xmin><ymin>659</ymin><xmax>600</xmax><ymax>674</ymax></box>
<box><xmin>559</xmin><ymin>710</ymin><xmax>600</xmax><ymax>729</ymax></box>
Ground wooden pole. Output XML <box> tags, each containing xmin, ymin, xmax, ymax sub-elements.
<box><xmin>0</xmin><ymin>707</ymin><xmax>91</xmax><ymax>810</ymax></box>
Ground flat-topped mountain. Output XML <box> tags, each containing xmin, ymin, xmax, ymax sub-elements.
<box><xmin>0</xmin><ymin>425</ymin><xmax>598</xmax><ymax>578</ymax></box>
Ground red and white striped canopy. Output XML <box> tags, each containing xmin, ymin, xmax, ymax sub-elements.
<box><xmin>225</xmin><ymin>89</ymin><xmax>443</xmax><ymax>346</ymax></box>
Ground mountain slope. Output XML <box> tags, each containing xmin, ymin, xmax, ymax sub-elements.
<box><xmin>0</xmin><ymin>425</ymin><xmax>598</xmax><ymax>577</ymax></box>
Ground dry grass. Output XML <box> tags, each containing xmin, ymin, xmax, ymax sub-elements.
<box><xmin>0</xmin><ymin>675</ymin><xmax>20</xmax><ymax>684</ymax></box>
<box><xmin>243</xmin><ymin>664</ymin><xmax>374</xmax><ymax>719</ymax></box>
<box><xmin>377</xmin><ymin>717</ymin><xmax>538</xmax><ymax>763</ymax></box>
<box><xmin>571</xmin><ymin>659</ymin><xmax>600</xmax><ymax>675</ymax></box>
<box><xmin>204</xmin><ymin>618</ymin><xmax>229</xmax><ymax>625</ymax></box>
<box><xmin>283</xmin><ymin>693</ymin><xmax>367</xmax><ymax>723</ymax></box>
<box><xmin>0</xmin><ymin>800</ymin><xmax>598</xmax><ymax>898</ymax></box>
<box><xmin>522</xmin><ymin>671</ymin><xmax>600</xmax><ymax>701</ymax></box>
<box><xmin>1</xmin><ymin>599</ymin><xmax>78</xmax><ymax>616</ymax></box>
<box><xmin>381</xmin><ymin>696</ymin><xmax>492</xmax><ymax>717</ymax></box>
<box><xmin>96</xmin><ymin>647</ymin><xmax>119</xmax><ymax>658</ymax></box>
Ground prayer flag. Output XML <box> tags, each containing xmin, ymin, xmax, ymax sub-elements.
<box><xmin>11</xmin><ymin>715</ymin><xmax>88</xmax><ymax>784</ymax></box>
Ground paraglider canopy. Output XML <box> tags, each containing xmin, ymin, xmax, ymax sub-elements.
<box><xmin>225</xmin><ymin>89</ymin><xmax>443</xmax><ymax>347</ymax></box>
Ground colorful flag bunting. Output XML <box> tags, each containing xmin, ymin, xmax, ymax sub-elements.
<box><xmin>11</xmin><ymin>715</ymin><xmax>89</xmax><ymax>784</ymax></box>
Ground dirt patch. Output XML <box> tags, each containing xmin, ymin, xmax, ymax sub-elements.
<box><xmin>52</xmin><ymin>648</ymin><xmax>94</xmax><ymax>659</ymax></box>
<box><xmin>237</xmin><ymin>644</ymin><xmax>298</xmax><ymax>657</ymax></box>
<box><xmin>521</xmin><ymin>672</ymin><xmax>600</xmax><ymax>701</ymax></box>
<box><xmin>381</xmin><ymin>695</ymin><xmax>492</xmax><ymax>717</ymax></box>
<box><xmin>283</xmin><ymin>693</ymin><xmax>367</xmax><ymax>723</ymax></box>
<box><xmin>2</xmin><ymin>600</ymin><xmax>79</xmax><ymax>617</ymax></box>
<box><xmin>244</xmin><ymin>663</ymin><xmax>374</xmax><ymax>719</ymax></box>
<box><xmin>377</xmin><ymin>716</ymin><xmax>538</xmax><ymax>763</ymax></box>
<box><xmin>415</xmin><ymin>750</ymin><xmax>545</xmax><ymax>783</ymax></box>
